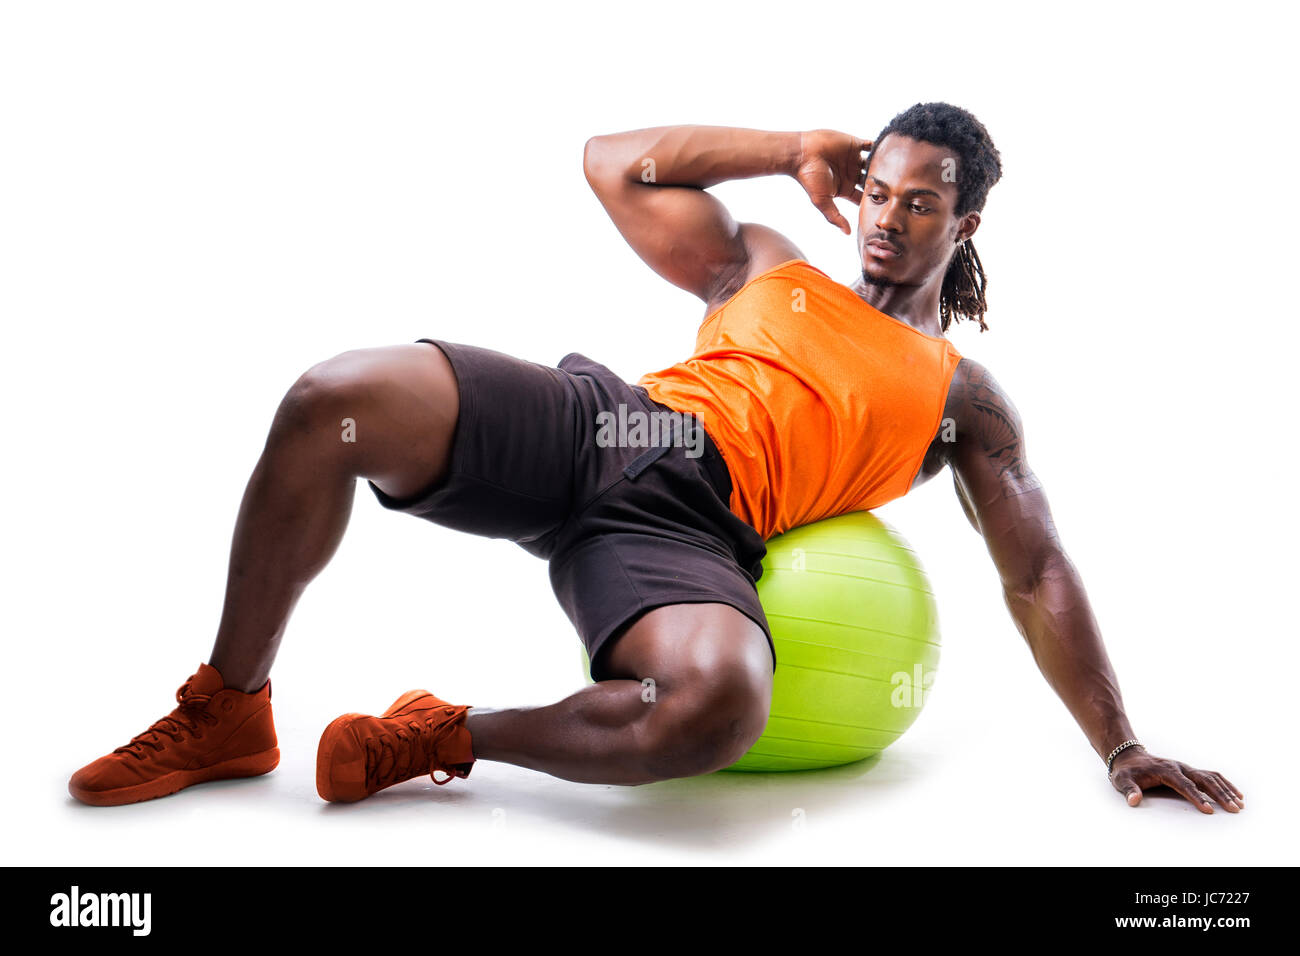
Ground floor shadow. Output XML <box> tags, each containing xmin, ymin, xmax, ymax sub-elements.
<box><xmin>308</xmin><ymin>750</ymin><xmax>938</xmax><ymax>851</ymax></box>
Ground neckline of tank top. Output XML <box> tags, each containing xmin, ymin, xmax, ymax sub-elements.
<box><xmin>706</xmin><ymin>257</ymin><xmax>956</xmax><ymax>346</ymax></box>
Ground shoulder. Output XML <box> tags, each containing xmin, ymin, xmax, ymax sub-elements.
<box><xmin>949</xmin><ymin>358</ymin><xmax>1026</xmax><ymax>445</ymax></box>
<box><xmin>947</xmin><ymin>358</ymin><xmax>1042</xmax><ymax>495</ymax></box>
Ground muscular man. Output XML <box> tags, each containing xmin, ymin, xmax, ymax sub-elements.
<box><xmin>69</xmin><ymin>102</ymin><xmax>1242</xmax><ymax>813</ymax></box>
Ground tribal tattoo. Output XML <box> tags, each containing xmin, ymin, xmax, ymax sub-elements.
<box><xmin>960</xmin><ymin>362</ymin><xmax>1042</xmax><ymax>498</ymax></box>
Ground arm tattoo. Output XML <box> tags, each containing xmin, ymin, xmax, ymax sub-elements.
<box><xmin>963</xmin><ymin>363</ymin><xmax>1042</xmax><ymax>498</ymax></box>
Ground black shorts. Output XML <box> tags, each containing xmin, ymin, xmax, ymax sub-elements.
<box><xmin>367</xmin><ymin>339</ymin><xmax>773</xmax><ymax>682</ymax></box>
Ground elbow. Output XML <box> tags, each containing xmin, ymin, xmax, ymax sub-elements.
<box><xmin>583</xmin><ymin>135</ymin><xmax>612</xmax><ymax>187</ymax></box>
<box><xmin>584</xmin><ymin>132</ymin><xmax>641</xmax><ymax>190</ymax></box>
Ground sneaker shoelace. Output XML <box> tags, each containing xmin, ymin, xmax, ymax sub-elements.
<box><xmin>363</xmin><ymin>713</ymin><xmax>457</xmax><ymax>791</ymax></box>
<box><xmin>113</xmin><ymin>675</ymin><xmax>221</xmax><ymax>760</ymax></box>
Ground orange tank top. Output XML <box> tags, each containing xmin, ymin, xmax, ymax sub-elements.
<box><xmin>637</xmin><ymin>259</ymin><xmax>963</xmax><ymax>540</ymax></box>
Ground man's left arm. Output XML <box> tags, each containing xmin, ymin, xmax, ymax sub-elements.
<box><xmin>949</xmin><ymin>361</ymin><xmax>1243</xmax><ymax>812</ymax></box>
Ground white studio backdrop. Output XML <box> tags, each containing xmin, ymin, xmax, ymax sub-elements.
<box><xmin>2</xmin><ymin>0</ymin><xmax>1296</xmax><ymax>865</ymax></box>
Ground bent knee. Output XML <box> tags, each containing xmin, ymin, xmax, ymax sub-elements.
<box><xmin>272</xmin><ymin>344</ymin><xmax>457</xmax><ymax>441</ymax></box>
<box><xmin>639</xmin><ymin>673</ymin><xmax>771</xmax><ymax>781</ymax></box>
<box><xmin>278</xmin><ymin>350</ymin><xmax>377</xmax><ymax>432</ymax></box>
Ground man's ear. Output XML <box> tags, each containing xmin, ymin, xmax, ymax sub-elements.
<box><xmin>956</xmin><ymin>210</ymin><xmax>982</xmax><ymax>243</ymax></box>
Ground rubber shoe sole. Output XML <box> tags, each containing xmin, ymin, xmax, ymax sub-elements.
<box><xmin>68</xmin><ymin>748</ymin><xmax>281</xmax><ymax>807</ymax></box>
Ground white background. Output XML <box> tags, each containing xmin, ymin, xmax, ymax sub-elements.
<box><xmin>2</xmin><ymin>0</ymin><xmax>1295</xmax><ymax>866</ymax></box>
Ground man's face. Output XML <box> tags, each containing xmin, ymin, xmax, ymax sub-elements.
<box><xmin>857</xmin><ymin>134</ymin><xmax>976</xmax><ymax>288</ymax></box>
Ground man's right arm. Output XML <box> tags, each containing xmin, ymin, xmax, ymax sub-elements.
<box><xmin>583</xmin><ymin>126</ymin><xmax>858</xmax><ymax>314</ymax></box>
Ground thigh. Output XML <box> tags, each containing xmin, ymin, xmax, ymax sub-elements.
<box><xmin>550</xmin><ymin>526</ymin><xmax>776</xmax><ymax>678</ymax></box>
<box><xmin>604</xmin><ymin>603</ymin><xmax>771</xmax><ymax>680</ymax></box>
<box><xmin>312</xmin><ymin>341</ymin><xmax>461</xmax><ymax>500</ymax></box>
<box><xmin>281</xmin><ymin>341</ymin><xmax>461</xmax><ymax>499</ymax></box>
<box><xmin>365</xmin><ymin>339</ymin><xmax>579</xmax><ymax>550</ymax></box>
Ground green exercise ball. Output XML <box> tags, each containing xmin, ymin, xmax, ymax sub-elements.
<box><xmin>578</xmin><ymin>511</ymin><xmax>941</xmax><ymax>771</ymax></box>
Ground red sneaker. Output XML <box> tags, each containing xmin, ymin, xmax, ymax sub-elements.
<box><xmin>69</xmin><ymin>662</ymin><xmax>279</xmax><ymax>806</ymax></box>
<box><xmin>316</xmin><ymin>690</ymin><xmax>474</xmax><ymax>803</ymax></box>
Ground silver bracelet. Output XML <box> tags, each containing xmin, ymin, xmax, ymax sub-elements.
<box><xmin>1106</xmin><ymin>739</ymin><xmax>1142</xmax><ymax>775</ymax></box>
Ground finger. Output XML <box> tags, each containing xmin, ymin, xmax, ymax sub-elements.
<box><xmin>1192</xmin><ymin>771</ymin><xmax>1241</xmax><ymax>811</ymax></box>
<box><xmin>1110</xmin><ymin>770</ymin><xmax>1143</xmax><ymax>807</ymax></box>
<box><xmin>1166</xmin><ymin>771</ymin><xmax>1216</xmax><ymax>813</ymax></box>
<box><xmin>1211</xmin><ymin>772</ymin><xmax>1245</xmax><ymax>803</ymax></box>
<box><xmin>1180</xmin><ymin>763</ymin><xmax>1245</xmax><ymax>807</ymax></box>
<box><xmin>853</xmin><ymin>139</ymin><xmax>871</xmax><ymax>173</ymax></box>
<box><xmin>816</xmin><ymin>200</ymin><xmax>851</xmax><ymax>235</ymax></box>
<box><xmin>839</xmin><ymin>163</ymin><xmax>867</xmax><ymax>202</ymax></box>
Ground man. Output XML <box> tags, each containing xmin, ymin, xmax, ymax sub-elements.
<box><xmin>70</xmin><ymin>102</ymin><xmax>1242</xmax><ymax>813</ymax></box>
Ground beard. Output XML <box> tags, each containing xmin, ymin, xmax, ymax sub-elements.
<box><xmin>859</xmin><ymin>267</ymin><xmax>900</xmax><ymax>289</ymax></box>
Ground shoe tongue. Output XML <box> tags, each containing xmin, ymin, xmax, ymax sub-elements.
<box><xmin>185</xmin><ymin>662</ymin><xmax>226</xmax><ymax>698</ymax></box>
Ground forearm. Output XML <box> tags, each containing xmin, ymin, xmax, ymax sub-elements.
<box><xmin>1003</xmin><ymin>552</ymin><xmax>1138</xmax><ymax>765</ymax></box>
<box><xmin>584</xmin><ymin>125</ymin><xmax>801</xmax><ymax>189</ymax></box>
